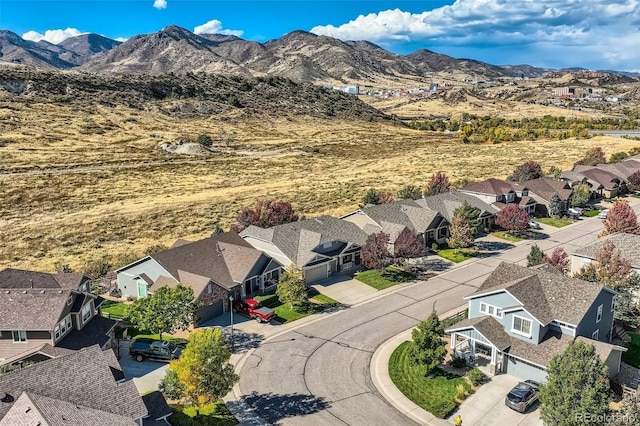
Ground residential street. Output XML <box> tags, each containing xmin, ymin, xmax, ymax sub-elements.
<box><xmin>230</xmin><ymin>201</ymin><xmax>640</xmax><ymax>426</ymax></box>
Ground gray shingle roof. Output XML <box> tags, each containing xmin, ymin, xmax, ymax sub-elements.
<box><xmin>0</xmin><ymin>345</ymin><xmax>148</xmax><ymax>422</ymax></box>
<box><xmin>472</xmin><ymin>262</ymin><xmax>607</xmax><ymax>326</ymax></box>
<box><xmin>572</xmin><ymin>233</ymin><xmax>640</xmax><ymax>268</ymax></box>
<box><xmin>0</xmin><ymin>289</ymin><xmax>73</xmax><ymax>330</ymax></box>
<box><xmin>0</xmin><ymin>269</ymin><xmax>89</xmax><ymax>291</ymax></box>
<box><xmin>241</xmin><ymin>216</ymin><xmax>368</xmax><ymax>267</ymax></box>
<box><xmin>360</xmin><ymin>200</ymin><xmax>440</xmax><ymax>234</ymax></box>
<box><xmin>56</xmin><ymin>315</ymin><xmax>117</xmax><ymax>351</ymax></box>
<box><xmin>461</xmin><ymin>178</ymin><xmax>521</xmax><ymax>196</ymax></box>
<box><xmin>522</xmin><ymin>177</ymin><xmax>573</xmax><ymax>203</ymax></box>
<box><xmin>445</xmin><ymin>316</ymin><xmax>512</xmax><ymax>350</ymax></box>
<box><xmin>150</xmin><ymin>232</ymin><xmax>272</xmax><ymax>292</ymax></box>
<box><xmin>142</xmin><ymin>391</ymin><xmax>172</xmax><ymax>421</ymax></box>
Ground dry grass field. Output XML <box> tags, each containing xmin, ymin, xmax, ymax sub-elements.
<box><xmin>1</xmin><ymin>99</ymin><xmax>639</xmax><ymax>273</ymax></box>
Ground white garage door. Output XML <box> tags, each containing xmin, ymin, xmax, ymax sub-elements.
<box><xmin>304</xmin><ymin>264</ymin><xmax>328</xmax><ymax>284</ymax></box>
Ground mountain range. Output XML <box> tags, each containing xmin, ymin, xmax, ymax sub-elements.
<box><xmin>1</xmin><ymin>26</ymin><xmax>638</xmax><ymax>84</ymax></box>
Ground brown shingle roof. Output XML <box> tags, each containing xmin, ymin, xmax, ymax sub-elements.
<box><xmin>0</xmin><ymin>345</ymin><xmax>148</xmax><ymax>421</ymax></box>
<box><xmin>523</xmin><ymin>177</ymin><xmax>573</xmax><ymax>203</ymax></box>
<box><xmin>0</xmin><ymin>289</ymin><xmax>73</xmax><ymax>330</ymax></box>
<box><xmin>462</xmin><ymin>178</ymin><xmax>521</xmax><ymax>196</ymax></box>
<box><xmin>472</xmin><ymin>262</ymin><xmax>607</xmax><ymax>326</ymax></box>
<box><xmin>445</xmin><ymin>316</ymin><xmax>512</xmax><ymax>350</ymax></box>
<box><xmin>575</xmin><ymin>167</ymin><xmax>621</xmax><ymax>189</ymax></box>
<box><xmin>572</xmin><ymin>233</ymin><xmax>640</xmax><ymax>268</ymax></box>
<box><xmin>0</xmin><ymin>269</ymin><xmax>89</xmax><ymax>291</ymax></box>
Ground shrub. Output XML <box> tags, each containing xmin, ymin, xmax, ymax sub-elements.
<box><xmin>431</xmin><ymin>243</ymin><xmax>439</xmax><ymax>252</ymax></box>
<box><xmin>430</xmin><ymin>399</ymin><xmax>457</xmax><ymax>419</ymax></box>
<box><xmin>449</xmin><ymin>356</ymin><xmax>466</xmax><ymax>369</ymax></box>
<box><xmin>455</xmin><ymin>383</ymin><xmax>467</xmax><ymax>401</ymax></box>
<box><xmin>110</xmin><ymin>288</ymin><xmax>122</xmax><ymax>298</ymax></box>
<box><xmin>466</xmin><ymin>367</ymin><xmax>487</xmax><ymax>386</ymax></box>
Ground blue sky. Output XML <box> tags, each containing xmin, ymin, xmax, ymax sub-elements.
<box><xmin>2</xmin><ymin>0</ymin><xmax>639</xmax><ymax>71</ymax></box>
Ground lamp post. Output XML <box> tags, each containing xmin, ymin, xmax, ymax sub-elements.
<box><xmin>229</xmin><ymin>295</ymin><xmax>234</xmax><ymax>351</ymax></box>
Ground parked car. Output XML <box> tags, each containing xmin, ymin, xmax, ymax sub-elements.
<box><xmin>505</xmin><ymin>380</ymin><xmax>541</xmax><ymax>413</ymax></box>
<box><xmin>598</xmin><ymin>209</ymin><xmax>609</xmax><ymax>219</ymax></box>
<box><xmin>567</xmin><ymin>207</ymin><xmax>584</xmax><ymax>216</ymax></box>
<box><xmin>233</xmin><ymin>298</ymin><xmax>276</xmax><ymax>323</ymax></box>
<box><xmin>529</xmin><ymin>220</ymin><xmax>542</xmax><ymax>230</ymax></box>
<box><xmin>129</xmin><ymin>338</ymin><xmax>183</xmax><ymax>362</ymax></box>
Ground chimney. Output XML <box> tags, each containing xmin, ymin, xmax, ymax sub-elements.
<box><xmin>30</xmin><ymin>279</ymin><xmax>33</xmax><ymax>289</ymax></box>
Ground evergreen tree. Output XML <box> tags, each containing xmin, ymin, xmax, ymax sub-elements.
<box><xmin>527</xmin><ymin>244</ymin><xmax>545</xmax><ymax>267</ymax></box>
<box><xmin>397</xmin><ymin>185</ymin><xmax>422</xmax><ymax>200</ymax></box>
<box><xmin>452</xmin><ymin>201</ymin><xmax>482</xmax><ymax>235</ymax></box>
<box><xmin>362</xmin><ymin>188</ymin><xmax>380</xmax><ymax>206</ymax></box>
<box><xmin>548</xmin><ymin>194</ymin><xmax>563</xmax><ymax>217</ymax></box>
<box><xmin>409</xmin><ymin>312</ymin><xmax>447</xmax><ymax>377</ymax></box>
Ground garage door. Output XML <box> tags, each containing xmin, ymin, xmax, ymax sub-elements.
<box><xmin>504</xmin><ymin>355</ymin><xmax>547</xmax><ymax>383</ymax></box>
<box><xmin>197</xmin><ymin>301</ymin><xmax>224</xmax><ymax>324</ymax></box>
<box><xmin>304</xmin><ymin>264</ymin><xmax>328</xmax><ymax>284</ymax></box>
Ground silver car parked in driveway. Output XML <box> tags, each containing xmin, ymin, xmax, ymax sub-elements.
<box><xmin>505</xmin><ymin>380</ymin><xmax>541</xmax><ymax>413</ymax></box>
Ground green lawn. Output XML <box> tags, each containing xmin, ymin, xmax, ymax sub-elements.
<box><xmin>622</xmin><ymin>333</ymin><xmax>640</xmax><ymax>368</ymax></box>
<box><xmin>536</xmin><ymin>217</ymin><xmax>573</xmax><ymax>227</ymax></box>
<box><xmin>169</xmin><ymin>401</ymin><xmax>238</xmax><ymax>426</ymax></box>
<box><xmin>491</xmin><ymin>231</ymin><xmax>527</xmax><ymax>242</ymax></box>
<box><xmin>355</xmin><ymin>267</ymin><xmax>416</xmax><ymax>290</ymax></box>
<box><xmin>437</xmin><ymin>248</ymin><xmax>478</xmax><ymax>263</ymax></box>
<box><xmin>253</xmin><ymin>288</ymin><xmax>340</xmax><ymax>324</ymax></box>
<box><xmin>101</xmin><ymin>300</ymin><xmax>128</xmax><ymax>320</ymax></box>
<box><xmin>632</xmin><ymin>194</ymin><xmax>640</xmax><ymax>199</ymax></box>
<box><xmin>584</xmin><ymin>210</ymin><xmax>600</xmax><ymax>217</ymax></box>
<box><xmin>389</xmin><ymin>341</ymin><xmax>471</xmax><ymax>419</ymax></box>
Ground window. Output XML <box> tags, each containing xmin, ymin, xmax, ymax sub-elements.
<box><xmin>611</xmin><ymin>296</ymin><xmax>616</xmax><ymax>313</ymax></box>
<box><xmin>82</xmin><ymin>303</ymin><xmax>92</xmax><ymax>323</ymax></box>
<box><xmin>80</xmin><ymin>283</ymin><xmax>87</xmax><ymax>293</ymax></box>
<box><xmin>12</xmin><ymin>331</ymin><xmax>27</xmax><ymax>343</ymax></box>
<box><xmin>67</xmin><ymin>296</ymin><xmax>73</xmax><ymax>306</ymax></box>
<box><xmin>512</xmin><ymin>316</ymin><xmax>532</xmax><ymax>337</ymax></box>
<box><xmin>343</xmin><ymin>254</ymin><xmax>353</xmax><ymax>263</ymax></box>
<box><xmin>592</xmin><ymin>329</ymin><xmax>599</xmax><ymax>340</ymax></box>
<box><xmin>479</xmin><ymin>302</ymin><xmax>503</xmax><ymax>318</ymax></box>
<box><xmin>207</xmin><ymin>283</ymin><xmax>212</xmax><ymax>294</ymax></box>
<box><xmin>596</xmin><ymin>304</ymin><xmax>603</xmax><ymax>323</ymax></box>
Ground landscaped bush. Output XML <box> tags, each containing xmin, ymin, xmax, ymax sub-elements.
<box><xmin>449</xmin><ymin>355</ymin><xmax>467</xmax><ymax>369</ymax></box>
<box><xmin>429</xmin><ymin>399</ymin><xmax>457</xmax><ymax>419</ymax></box>
<box><xmin>466</xmin><ymin>367</ymin><xmax>488</xmax><ymax>386</ymax></box>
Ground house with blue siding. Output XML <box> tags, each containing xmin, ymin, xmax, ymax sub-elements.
<box><xmin>445</xmin><ymin>262</ymin><xmax>626</xmax><ymax>382</ymax></box>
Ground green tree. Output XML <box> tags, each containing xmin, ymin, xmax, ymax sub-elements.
<box><xmin>397</xmin><ymin>185</ymin><xmax>422</xmax><ymax>200</ymax></box>
<box><xmin>160</xmin><ymin>328</ymin><xmax>239</xmax><ymax>417</ymax></box>
<box><xmin>527</xmin><ymin>244</ymin><xmax>545</xmax><ymax>267</ymax></box>
<box><xmin>127</xmin><ymin>285</ymin><xmax>201</xmax><ymax>341</ymax></box>
<box><xmin>614</xmin><ymin>274</ymin><xmax>640</xmax><ymax>329</ymax></box>
<box><xmin>196</xmin><ymin>134</ymin><xmax>212</xmax><ymax>147</ymax></box>
<box><xmin>452</xmin><ymin>201</ymin><xmax>482</xmax><ymax>235</ymax></box>
<box><xmin>548</xmin><ymin>194</ymin><xmax>563</xmax><ymax>217</ymax></box>
<box><xmin>609</xmin><ymin>151</ymin><xmax>628</xmax><ymax>163</ymax></box>
<box><xmin>276</xmin><ymin>265</ymin><xmax>308</xmax><ymax>308</ymax></box>
<box><xmin>362</xmin><ymin>188</ymin><xmax>380</xmax><ymax>205</ymax></box>
<box><xmin>447</xmin><ymin>215</ymin><xmax>474</xmax><ymax>252</ymax></box>
<box><xmin>409</xmin><ymin>312</ymin><xmax>447</xmax><ymax>377</ymax></box>
<box><xmin>539</xmin><ymin>341</ymin><xmax>611</xmax><ymax>426</ymax></box>
<box><xmin>571</xmin><ymin>183</ymin><xmax>590</xmax><ymax>207</ymax></box>
<box><xmin>547</xmin><ymin>166</ymin><xmax>562</xmax><ymax>179</ymax></box>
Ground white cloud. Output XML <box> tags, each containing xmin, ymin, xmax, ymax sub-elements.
<box><xmin>115</xmin><ymin>37</ymin><xmax>128</xmax><ymax>43</ymax></box>
<box><xmin>310</xmin><ymin>0</ymin><xmax>640</xmax><ymax>70</ymax></box>
<box><xmin>193</xmin><ymin>19</ymin><xmax>244</xmax><ymax>37</ymax></box>
<box><xmin>153</xmin><ymin>0</ymin><xmax>167</xmax><ymax>10</ymax></box>
<box><xmin>22</xmin><ymin>27</ymin><xmax>85</xmax><ymax>44</ymax></box>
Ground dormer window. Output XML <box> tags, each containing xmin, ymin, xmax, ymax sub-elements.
<box><xmin>323</xmin><ymin>242</ymin><xmax>332</xmax><ymax>249</ymax></box>
<box><xmin>596</xmin><ymin>304</ymin><xmax>603</xmax><ymax>323</ymax></box>
<box><xmin>67</xmin><ymin>296</ymin><xmax>73</xmax><ymax>306</ymax></box>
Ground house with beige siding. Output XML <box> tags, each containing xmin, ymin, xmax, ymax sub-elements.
<box><xmin>459</xmin><ymin>179</ymin><xmax>537</xmax><ymax>214</ymax></box>
<box><xmin>570</xmin><ymin>233</ymin><xmax>640</xmax><ymax>276</ymax></box>
<box><xmin>0</xmin><ymin>269</ymin><xmax>115</xmax><ymax>365</ymax></box>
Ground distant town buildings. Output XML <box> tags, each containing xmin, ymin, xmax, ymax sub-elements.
<box><xmin>323</xmin><ymin>84</ymin><xmax>360</xmax><ymax>95</ymax></box>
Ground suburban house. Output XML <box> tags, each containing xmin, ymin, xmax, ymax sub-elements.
<box><xmin>340</xmin><ymin>200</ymin><xmax>450</xmax><ymax>251</ymax></box>
<box><xmin>458</xmin><ymin>178</ymin><xmax>537</xmax><ymax>214</ymax></box>
<box><xmin>570</xmin><ymin>232</ymin><xmax>640</xmax><ymax>276</ymax></box>
<box><xmin>573</xmin><ymin>166</ymin><xmax>624</xmax><ymax>198</ymax></box>
<box><xmin>0</xmin><ymin>344</ymin><xmax>171</xmax><ymax>425</ymax></box>
<box><xmin>414</xmin><ymin>190</ymin><xmax>499</xmax><ymax>232</ymax></box>
<box><xmin>116</xmin><ymin>232</ymin><xmax>283</xmax><ymax>323</ymax></box>
<box><xmin>445</xmin><ymin>262</ymin><xmax>625</xmax><ymax>383</ymax></box>
<box><xmin>0</xmin><ymin>268</ymin><xmax>116</xmax><ymax>365</ymax></box>
<box><xmin>522</xmin><ymin>177</ymin><xmax>574</xmax><ymax>216</ymax></box>
<box><xmin>240</xmin><ymin>216</ymin><xmax>368</xmax><ymax>285</ymax></box>
<box><xmin>588</xmin><ymin>160</ymin><xmax>640</xmax><ymax>184</ymax></box>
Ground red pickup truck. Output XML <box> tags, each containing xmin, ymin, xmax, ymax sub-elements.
<box><xmin>233</xmin><ymin>299</ymin><xmax>276</xmax><ymax>323</ymax></box>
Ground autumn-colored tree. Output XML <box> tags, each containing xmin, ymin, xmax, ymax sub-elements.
<box><xmin>160</xmin><ymin>328</ymin><xmax>239</xmax><ymax>417</ymax></box>
<box><xmin>571</xmin><ymin>183</ymin><xmax>590</xmax><ymax>207</ymax></box>
<box><xmin>629</xmin><ymin>170</ymin><xmax>640</xmax><ymax>192</ymax></box>
<box><xmin>575</xmin><ymin>240</ymin><xmax>633</xmax><ymax>290</ymax></box>
<box><xmin>424</xmin><ymin>172</ymin><xmax>451</xmax><ymax>196</ymax></box>
<box><xmin>230</xmin><ymin>199</ymin><xmax>299</xmax><ymax>233</ymax></box>
<box><xmin>447</xmin><ymin>215</ymin><xmax>474</xmax><ymax>252</ymax></box>
<box><xmin>574</xmin><ymin>146</ymin><xmax>607</xmax><ymax>167</ymax></box>
<box><xmin>452</xmin><ymin>201</ymin><xmax>482</xmax><ymax>235</ymax></box>
<box><xmin>512</xmin><ymin>160</ymin><xmax>543</xmax><ymax>182</ymax></box>
<box><xmin>397</xmin><ymin>185</ymin><xmax>422</xmax><ymax>200</ymax></box>
<box><xmin>542</xmin><ymin>247</ymin><xmax>570</xmax><ymax>275</ymax></box>
<box><xmin>394</xmin><ymin>228</ymin><xmax>426</xmax><ymax>261</ymax></box>
<box><xmin>496</xmin><ymin>204</ymin><xmax>530</xmax><ymax>233</ymax></box>
<box><xmin>601</xmin><ymin>201</ymin><xmax>638</xmax><ymax>236</ymax></box>
<box><xmin>362</xmin><ymin>232</ymin><xmax>390</xmax><ymax>270</ymax></box>
<box><xmin>378</xmin><ymin>191</ymin><xmax>396</xmax><ymax>204</ymax></box>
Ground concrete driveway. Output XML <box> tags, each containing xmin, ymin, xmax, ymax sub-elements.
<box><xmin>311</xmin><ymin>274</ymin><xmax>378</xmax><ymax>305</ymax></box>
<box><xmin>455</xmin><ymin>374</ymin><xmax>542</xmax><ymax>426</ymax></box>
<box><xmin>118</xmin><ymin>339</ymin><xmax>169</xmax><ymax>394</ymax></box>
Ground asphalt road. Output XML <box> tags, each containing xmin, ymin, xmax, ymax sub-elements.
<box><xmin>236</xmin><ymin>202</ymin><xmax>640</xmax><ymax>426</ymax></box>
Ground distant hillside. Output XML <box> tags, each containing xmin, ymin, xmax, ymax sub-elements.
<box><xmin>0</xmin><ymin>66</ymin><xmax>390</xmax><ymax>121</ymax></box>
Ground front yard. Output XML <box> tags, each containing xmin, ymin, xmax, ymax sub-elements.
<box><xmin>101</xmin><ymin>299</ymin><xmax>128</xmax><ymax>320</ymax></box>
<box><xmin>355</xmin><ymin>266</ymin><xmax>415</xmax><ymax>290</ymax></box>
<box><xmin>169</xmin><ymin>401</ymin><xmax>238</xmax><ymax>426</ymax></box>
<box><xmin>536</xmin><ymin>217</ymin><xmax>572</xmax><ymax>227</ymax></box>
<box><xmin>622</xmin><ymin>333</ymin><xmax>640</xmax><ymax>368</ymax></box>
<box><xmin>254</xmin><ymin>288</ymin><xmax>340</xmax><ymax>323</ymax></box>
<box><xmin>389</xmin><ymin>341</ymin><xmax>472</xmax><ymax>418</ymax></box>
<box><xmin>436</xmin><ymin>248</ymin><xmax>478</xmax><ymax>263</ymax></box>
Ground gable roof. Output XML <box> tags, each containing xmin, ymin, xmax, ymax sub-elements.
<box><xmin>0</xmin><ymin>289</ymin><xmax>74</xmax><ymax>330</ymax></box>
<box><xmin>0</xmin><ymin>269</ymin><xmax>89</xmax><ymax>291</ymax></box>
<box><xmin>241</xmin><ymin>216</ymin><xmax>368</xmax><ymax>267</ymax></box>
<box><xmin>590</xmin><ymin>160</ymin><xmax>640</xmax><ymax>181</ymax></box>
<box><xmin>573</xmin><ymin>167</ymin><xmax>621</xmax><ymax>189</ymax></box>
<box><xmin>0</xmin><ymin>345</ymin><xmax>148</xmax><ymax>422</ymax></box>
<box><xmin>149</xmin><ymin>232</ymin><xmax>270</xmax><ymax>292</ymax></box>
<box><xmin>471</xmin><ymin>262</ymin><xmax>608</xmax><ymax>326</ymax></box>
<box><xmin>359</xmin><ymin>200</ymin><xmax>441</xmax><ymax>233</ymax></box>
<box><xmin>572</xmin><ymin>233</ymin><xmax>640</xmax><ymax>268</ymax></box>
<box><xmin>461</xmin><ymin>178</ymin><xmax>521</xmax><ymax>196</ymax></box>
<box><xmin>445</xmin><ymin>316</ymin><xmax>512</xmax><ymax>350</ymax></box>
<box><xmin>522</xmin><ymin>177</ymin><xmax>573</xmax><ymax>203</ymax></box>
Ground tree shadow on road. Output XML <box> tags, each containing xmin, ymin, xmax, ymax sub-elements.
<box><xmin>224</xmin><ymin>329</ymin><xmax>265</xmax><ymax>353</ymax></box>
<box><xmin>240</xmin><ymin>391</ymin><xmax>330</xmax><ymax>424</ymax></box>
<box><xmin>475</xmin><ymin>240</ymin><xmax>514</xmax><ymax>254</ymax></box>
